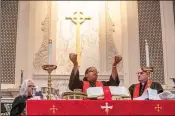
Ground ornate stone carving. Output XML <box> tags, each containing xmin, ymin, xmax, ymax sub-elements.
<box><xmin>106</xmin><ymin>2</ymin><xmax>123</xmax><ymax>73</ymax></box>
<box><xmin>33</xmin><ymin>2</ymin><xmax>51</xmax><ymax>71</ymax></box>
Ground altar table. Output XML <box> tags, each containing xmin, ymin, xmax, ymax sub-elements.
<box><xmin>26</xmin><ymin>100</ymin><xmax>175</xmax><ymax>115</ymax></box>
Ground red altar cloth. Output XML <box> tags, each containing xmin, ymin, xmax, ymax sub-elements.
<box><xmin>26</xmin><ymin>100</ymin><xmax>175</xmax><ymax>115</ymax></box>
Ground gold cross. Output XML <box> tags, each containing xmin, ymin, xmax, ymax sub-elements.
<box><xmin>101</xmin><ymin>102</ymin><xmax>113</xmax><ymax>115</ymax></box>
<box><xmin>66</xmin><ymin>11</ymin><xmax>91</xmax><ymax>65</ymax></box>
<box><xmin>155</xmin><ymin>104</ymin><xmax>162</xmax><ymax>112</ymax></box>
<box><xmin>50</xmin><ymin>105</ymin><xmax>58</xmax><ymax>114</ymax></box>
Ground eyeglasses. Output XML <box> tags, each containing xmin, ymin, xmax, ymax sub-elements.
<box><xmin>136</xmin><ymin>72</ymin><xmax>145</xmax><ymax>75</ymax></box>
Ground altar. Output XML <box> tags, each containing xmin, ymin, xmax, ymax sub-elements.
<box><xmin>27</xmin><ymin>100</ymin><xmax>175</xmax><ymax>115</ymax></box>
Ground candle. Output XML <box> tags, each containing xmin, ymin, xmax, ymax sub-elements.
<box><xmin>48</xmin><ymin>39</ymin><xmax>52</xmax><ymax>64</ymax></box>
<box><xmin>145</xmin><ymin>40</ymin><xmax>150</xmax><ymax>67</ymax></box>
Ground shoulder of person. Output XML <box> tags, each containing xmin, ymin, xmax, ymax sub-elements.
<box><xmin>14</xmin><ymin>95</ymin><xmax>23</xmax><ymax>101</ymax></box>
<box><xmin>15</xmin><ymin>95</ymin><xmax>26</xmax><ymax>103</ymax></box>
<box><xmin>129</xmin><ymin>84</ymin><xmax>137</xmax><ymax>89</ymax></box>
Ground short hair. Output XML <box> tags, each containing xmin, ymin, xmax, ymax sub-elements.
<box><xmin>84</xmin><ymin>67</ymin><xmax>98</xmax><ymax>81</ymax></box>
<box><xmin>85</xmin><ymin>67</ymin><xmax>97</xmax><ymax>75</ymax></box>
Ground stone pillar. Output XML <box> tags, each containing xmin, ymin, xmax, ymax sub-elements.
<box><xmin>160</xmin><ymin>1</ymin><xmax>175</xmax><ymax>88</ymax></box>
<box><xmin>15</xmin><ymin>1</ymin><xmax>36</xmax><ymax>85</ymax></box>
<box><xmin>121</xmin><ymin>1</ymin><xmax>140</xmax><ymax>87</ymax></box>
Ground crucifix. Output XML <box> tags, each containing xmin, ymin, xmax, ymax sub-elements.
<box><xmin>66</xmin><ymin>11</ymin><xmax>91</xmax><ymax>65</ymax></box>
<box><xmin>101</xmin><ymin>102</ymin><xmax>113</xmax><ymax>115</ymax></box>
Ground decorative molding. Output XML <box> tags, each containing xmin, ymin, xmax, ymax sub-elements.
<box><xmin>33</xmin><ymin>73</ymin><xmax>124</xmax><ymax>80</ymax></box>
<box><xmin>33</xmin><ymin>17</ymin><xmax>49</xmax><ymax>71</ymax></box>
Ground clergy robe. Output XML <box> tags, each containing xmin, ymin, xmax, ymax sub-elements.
<box><xmin>10</xmin><ymin>95</ymin><xmax>32</xmax><ymax>116</ymax></box>
<box><xmin>129</xmin><ymin>81</ymin><xmax>163</xmax><ymax>99</ymax></box>
<box><xmin>69</xmin><ymin>70</ymin><xmax>120</xmax><ymax>91</ymax></box>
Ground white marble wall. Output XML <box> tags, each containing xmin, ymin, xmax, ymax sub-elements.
<box><xmin>7</xmin><ymin>1</ymin><xmax>175</xmax><ymax>92</ymax></box>
<box><xmin>15</xmin><ymin>1</ymin><xmax>36</xmax><ymax>85</ymax></box>
<box><xmin>15</xmin><ymin>1</ymin><xmax>30</xmax><ymax>85</ymax></box>
<box><xmin>32</xmin><ymin>1</ymin><xmax>125</xmax><ymax>92</ymax></box>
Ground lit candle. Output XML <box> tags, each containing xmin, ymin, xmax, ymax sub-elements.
<box><xmin>145</xmin><ymin>40</ymin><xmax>150</xmax><ymax>67</ymax></box>
<box><xmin>48</xmin><ymin>39</ymin><xmax>52</xmax><ymax>64</ymax></box>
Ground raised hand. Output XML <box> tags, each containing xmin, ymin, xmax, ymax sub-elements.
<box><xmin>69</xmin><ymin>53</ymin><xmax>78</xmax><ymax>66</ymax></box>
<box><xmin>113</xmin><ymin>55</ymin><xmax>122</xmax><ymax>66</ymax></box>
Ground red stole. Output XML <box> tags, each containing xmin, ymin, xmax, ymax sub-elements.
<box><xmin>102</xmin><ymin>86</ymin><xmax>112</xmax><ymax>100</ymax></box>
<box><xmin>133</xmin><ymin>80</ymin><xmax>152</xmax><ymax>98</ymax></box>
<box><xmin>83</xmin><ymin>81</ymin><xmax>112</xmax><ymax>100</ymax></box>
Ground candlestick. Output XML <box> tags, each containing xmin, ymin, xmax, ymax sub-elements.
<box><xmin>42</xmin><ymin>65</ymin><xmax>57</xmax><ymax>100</ymax></box>
<box><xmin>48</xmin><ymin>39</ymin><xmax>52</xmax><ymax>64</ymax></box>
<box><xmin>145</xmin><ymin>40</ymin><xmax>150</xmax><ymax>67</ymax></box>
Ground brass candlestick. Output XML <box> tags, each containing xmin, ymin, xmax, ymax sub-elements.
<box><xmin>142</xmin><ymin>67</ymin><xmax>153</xmax><ymax>87</ymax></box>
<box><xmin>42</xmin><ymin>65</ymin><xmax>57</xmax><ymax>100</ymax></box>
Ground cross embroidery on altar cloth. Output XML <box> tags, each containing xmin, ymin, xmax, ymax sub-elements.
<box><xmin>50</xmin><ymin>105</ymin><xmax>58</xmax><ymax>114</ymax></box>
<box><xmin>100</xmin><ymin>102</ymin><xmax>113</xmax><ymax>115</ymax></box>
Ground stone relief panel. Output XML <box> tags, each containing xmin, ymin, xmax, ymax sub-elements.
<box><xmin>106</xmin><ymin>1</ymin><xmax>123</xmax><ymax>73</ymax></box>
<box><xmin>33</xmin><ymin>17</ymin><xmax>49</xmax><ymax>71</ymax></box>
<box><xmin>33</xmin><ymin>2</ymin><xmax>51</xmax><ymax>72</ymax></box>
<box><xmin>55</xmin><ymin>1</ymin><xmax>123</xmax><ymax>75</ymax></box>
<box><xmin>32</xmin><ymin>2</ymin><xmax>124</xmax><ymax>93</ymax></box>
<box><xmin>56</xmin><ymin>1</ymin><xmax>100</xmax><ymax>75</ymax></box>
<box><xmin>32</xmin><ymin>2</ymin><xmax>123</xmax><ymax>75</ymax></box>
